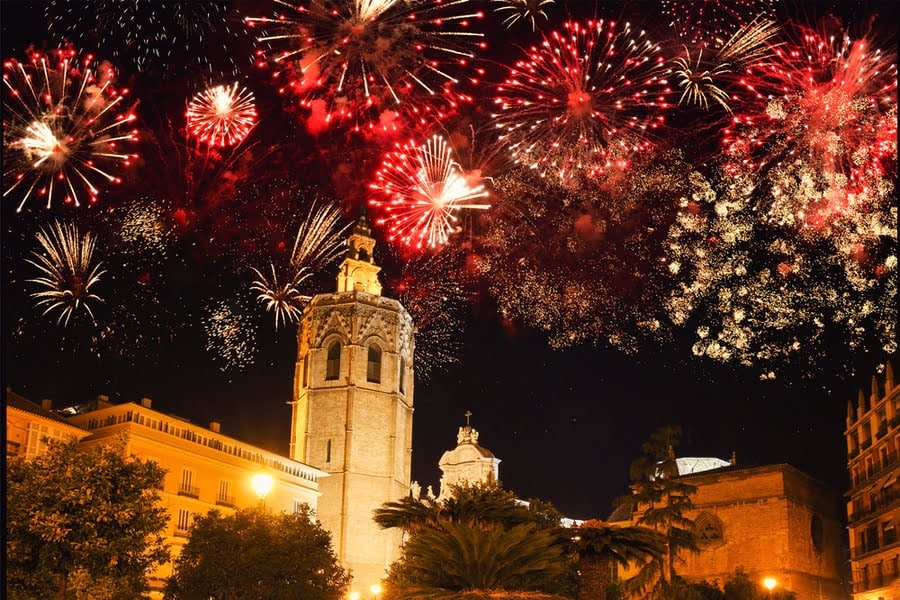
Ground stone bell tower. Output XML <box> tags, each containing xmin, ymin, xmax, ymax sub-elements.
<box><xmin>290</xmin><ymin>212</ymin><xmax>415</xmax><ymax>587</ymax></box>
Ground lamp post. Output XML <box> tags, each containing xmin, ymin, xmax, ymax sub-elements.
<box><xmin>252</xmin><ymin>470</ymin><xmax>274</xmax><ymax>509</ymax></box>
<box><xmin>348</xmin><ymin>592</ymin><xmax>360</xmax><ymax>600</ymax></box>
<box><xmin>369</xmin><ymin>583</ymin><xmax>382</xmax><ymax>599</ymax></box>
<box><xmin>763</xmin><ymin>577</ymin><xmax>777</xmax><ymax>598</ymax></box>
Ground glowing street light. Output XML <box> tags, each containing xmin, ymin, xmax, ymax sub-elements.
<box><xmin>370</xmin><ymin>583</ymin><xmax>382</xmax><ymax>599</ymax></box>
<box><xmin>252</xmin><ymin>470</ymin><xmax>274</xmax><ymax>506</ymax></box>
<box><xmin>763</xmin><ymin>577</ymin><xmax>777</xmax><ymax>591</ymax></box>
<box><xmin>348</xmin><ymin>592</ymin><xmax>360</xmax><ymax>600</ymax></box>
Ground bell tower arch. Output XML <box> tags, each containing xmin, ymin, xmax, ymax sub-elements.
<box><xmin>290</xmin><ymin>213</ymin><xmax>415</xmax><ymax>586</ymax></box>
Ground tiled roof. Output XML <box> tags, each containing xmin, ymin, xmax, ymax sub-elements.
<box><xmin>4</xmin><ymin>389</ymin><xmax>85</xmax><ymax>428</ymax></box>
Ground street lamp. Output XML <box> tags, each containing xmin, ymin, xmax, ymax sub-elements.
<box><xmin>348</xmin><ymin>592</ymin><xmax>360</xmax><ymax>600</ymax></box>
<box><xmin>252</xmin><ymin>471</ymin><xmax>274</xmax><ymax>508</ymax></box>
<box><xmin>369</xmin><ymin>583</ymin><xmax>382</xmax><ymax>599</ymax></box>
<box><xmin>763</xmin><ymin>577</ymin><xmax>777</xmax><ymax>598</ymax></box>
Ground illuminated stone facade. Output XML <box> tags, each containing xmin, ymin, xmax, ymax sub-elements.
<box><xmin>846</xmin><ymin>363</ymin><xmax>900</xmax><ymax>599</ymax></box>
<box><xmin>5</xmin><ymin>389</ymin><xmax>88</xmax><ymax>458</ymax></box>
<box><xmin>613</xmin><ymin>461</ymin><xmax>845</xmax><ymax>599</ymax></box>
<box><xmin>437</xmin><ymin>422</ymin><xmax>501</xmax><ymax>501</ymax></box>
<box><xmin>291</xmin><ymin>214</ymin><xmax>415</xmax><ymax>588</ymax></box>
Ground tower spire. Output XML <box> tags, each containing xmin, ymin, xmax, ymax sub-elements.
<box><xmin>336</xmin><ymin>207</ymin><xmax>382</xmax><ymax>295</ymax></box>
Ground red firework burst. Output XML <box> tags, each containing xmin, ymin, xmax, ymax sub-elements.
<box><xmin>186</xmin><ymin>82</ymin><xmax>257</xmax><ymax>147</ymax></box>
<box><xmin>2</xmin><ymin>48</ymin><xmax>138</xmax><ymax>211</ymax></box>
<box><xmin>369</xmin><ymin>134</ymin><xmax>490</xmax><ymax>251</ymax></box>
<box><xmin>492</xmin><ymin>19</ymin><xmax>671</xmax><ymax>183</ymax></box>
<box><xmin>246</xmin><ymin>0</ymin><xmax>486</xmax><ymax>134</ymax></box>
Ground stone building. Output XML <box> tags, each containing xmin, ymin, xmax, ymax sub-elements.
<box><xmin>436</xmin><ymin>415</ymin><xmax>501</xmax><ymax>501</ymax></box>
<box><xmin>613</xmin><ymin>458</ymin><xmax>845</xmax><ymax>599</ymax></box>
<box><xmin>290</xmin><ymin>213</ymin><xmax>415</xmax><ymax>588</ymax></box>
<box><xmin>5</xmin><ymin>389</ymin><xmax>88</xmax><ymax>458</ymax></box>
<box><xmin>846</xmin><ymin>363</ymin><xmax>900</xmax><ymax>599</ymax></box>
<box><xmin>6</xmin><ymin>391</ymin><xmax>326</xmax><ymax>597</ymax></box>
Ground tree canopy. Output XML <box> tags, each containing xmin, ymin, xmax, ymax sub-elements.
<box><xmin>164</xmin><ymin>505</ymin><xmax>349</xmax><ymax>600</ymax></box>
<box><xmin>6</xmin><ymin>436</ymin><xmax>170</xmax><ymax>600</ymax></box>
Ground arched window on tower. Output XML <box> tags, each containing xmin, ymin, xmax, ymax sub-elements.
<box><xmin>367</xmin><ymin>344</ymin><xmax>382</xmax><ymax>383</ymax></box>
<box><xmin>326</xmin><ymin>342</ymin><xmax>341</xmax><ymax>380</ymax></box>
<box><xmin>399</xmin><ymin>357</ymin><xmax>405</xmax><ymax>394</ymax></box>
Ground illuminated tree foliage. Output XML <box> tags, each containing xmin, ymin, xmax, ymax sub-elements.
<box><xmin>6</xmin><ymin>437</ymin><xmax>169</xmax><ymax>600</ymax></box>
<box><xmin>164</xmin><ymin>505</ymin><xmax>348</xmax><ymax>600</ymax></box>
<box><xmin>614</xmin><ymin>426</ymin><xmax>699</xmax><ymax>598</ymax></box>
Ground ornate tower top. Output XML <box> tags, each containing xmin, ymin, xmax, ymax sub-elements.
<box><xmin>457</xmin><ymin>410</ymin><xmax>479</xmax><ymax>444</ymax></box>
<box><xmin>336</xmin><ymin>210</ymin><xmax>382</xmax><ymax>295</ymax></box>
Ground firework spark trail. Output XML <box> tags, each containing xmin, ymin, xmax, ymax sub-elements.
<box><xmin>3</xmin><ymin>49</ymin><xmax>138</xmax><ymax>211</ymax></box>
<box><xmin>26</xmin><ymin>220</ymin><xmax>106</xmax><ymax>326</ymax></box>
<box><xmin>246</xmin><ymin>0</ymin><xmax>486</xmax><ymax>132</ymax></box>
<box><xmin>186</xmin><ymin>83</ymin><xmax>258</xmax><ymax>148</ymax></box>
<box><xmin>671</xmin><ymin>18</ymin><xmax>780</xmax><ymax>113</ymax></box>
<box><xmin>203</xmin><ymin>298</ymin><xmax>258</xmax><ymax>372</ymax></box>
<box><xmin>251</xmin><ymin>198</ymin><xmax>351</xmax><ymax>330</ymax></box>
<box><xmin>492</xmin><ymin>19</ymin><xmax>671</xmax><ymax>183</ymax></box>
<box><xmin>369</xmin><ymin>134</ymin><xmax>490</xmax><ymax>251</ymax></box>
<box><xmin>661</xmin><ymin>0</ymin><xmax>776</xmax><ymax>49</ymax></box>
<box><xmin>46</xmin><ymin>0</ymin><xmax>250</xmax><ymax>75</ymax></box>
<box><xmin>490</xmin><ymin>0</ymin><xmax>555</xmax><ymax>31</ymax></box>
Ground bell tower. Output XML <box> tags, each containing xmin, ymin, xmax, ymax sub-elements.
<box><xmin>290</xmin><ymin>212</ymin><xmax>415</xmax><ymax>587</ymax></box>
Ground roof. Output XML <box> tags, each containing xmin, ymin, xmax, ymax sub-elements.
<box><xmin>676</xmin><ymin>456</ymin><xmax>732</xmax><ymax>475</ymax></box>
<box><xmin>5</xmin><ymin>389</ymin><xmax>85</xmax><ymax>429</ymax></box>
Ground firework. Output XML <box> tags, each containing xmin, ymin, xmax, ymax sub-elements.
<box><xmin>45</xmin><ymin>0</ymin><xmax>251</xmax><ymax>75</ymax></box>
<box><xmin>26</xmin><ymin>220</ymin><xmax>106</xmax><ymax>326</ymax></box>
<box><xmin>250</xmin><ymin>264</ymin><xmax>310</xmax><ymax>330</ymax></box>
<box><xmin>203</xmin><ymin>298</ymin><xmax>258</xmax><ymax>372</ymax></box>
<box><xmin>491</xmin><ymin>0</ymin><xmax>555</xmax><ymax>31</ymax></box>
<box><xmin>476</xmin><ymin>155</ymin><xmax>689</xmax><ymax>350</ymax></box>
<box><xmin>662</xmin><ymin>165</ymin><xmax>896</xmax><ymax>377</ymax></box>
<box><xmin>186</xmin><ymin>83</ymin><xmax>258</xmax><ymax>147</ymax></box>
<box><xmin>246</xmin><ymin>0</ymin><xmax>485</xmax><ymax>132</ymax></box>
<box><xmin>723</xmin><ymin>24</ymin><xmax>897</xmax><ymax>236</ymax></box>
<box><xmin>671</xmin><ymin>18</ymin><xmax>780</xmax><ymax>113</ymax></box>
<box><xmin>661</xmin><ymin>0</ymin><xmax>776</xmax><ymax>49</ymax></box>
<box><xmin>492</xmin><ymin>20</ymin><xmax>670</xmax><ymax>183</ymax></box>
<box><xmin>391</xmin><ymin>247</ymin><xmax>476</xmax><ymax>380</ymax></box>
<box><xmin>251</xmin><ymin>199</ymin><xmax>351</xmax><ymax>329</ymax></box>
<box><xmin>369</xmin><ymin>134</ymin><xmax>490</xmax><ymax>251</ymax></box>
<box><xmin>3</xmin><ymin>48</ymin><xmax>138</xmax><ymax>212</ymax></box>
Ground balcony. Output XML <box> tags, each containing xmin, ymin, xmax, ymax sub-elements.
<box><xmin>215</xmin><ymin>494</ymin><xmax>236</xmax><ymax>508</ymax></box>
<box><xmin>174</xmin><ymin>528</ymin><xmax>190</xmax><ymax>538</ymax></box>
<box><xmin>853</xmin><ymin>571</ymin><xmax>899</xmax><ymax>593</ymax></box>
<box><xmin>177</xmin><ymin>485</ymin><xmax>200</xmax><ymax>499</ymax></box>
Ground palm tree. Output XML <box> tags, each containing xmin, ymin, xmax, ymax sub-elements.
<box><xmin>386</xmin><ymin>521</ymin><xmax>569</xmax><ymax>599</ymax></box>
<box><xmin>565</xmin><ymin>519</ymin><xmax>666</xmax><ymax>600</ymax></box>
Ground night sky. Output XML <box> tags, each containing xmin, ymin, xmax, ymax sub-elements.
<box><xmin>2</xmin><ymin>0</ymin><xmax>897</xmax><ymax>519</ymax></box>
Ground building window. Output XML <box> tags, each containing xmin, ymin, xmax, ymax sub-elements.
<box><xmin>179</xmin><ymin>469</ymin><xmax>198</xmax><ymax>498</ymax></box>
<box><xmin>367</xmin><ymin>344</ymin><xmax>382</xmax><ymax>383</ymax></box>
<box><xmin>399</xmin><ymin>357</ymin><xmax>405</xmax><ymax>393</ymax></box>
<box><xmin>694</xmin><ymin>512</ymin><xmax>724</xmax><ymax>547</ymax></box>
<box><xmin>217</xmin><ymin>480</ymin><xmax>234</xmax><ymax>507</ymax></box>
<box><xmin>326</xmin><ymin>342</ymin><xmax>341</xmax><ymax>380</ymax></box>
<box><xmin>175</xmin><ymin>509</ymin><xmax>191</xmax><ymax>536</ymax></box>
<box><xmin>302</xmin><ymin>354</ymin><xmax>308</xmax><ymax>387</ymax></box>
<box><xmin>292</xmin><ymin>499</ymin><xmax>303</xmax><ymax>514</ymax></box>
<box><xmin>326</xmin><ymin>439</ymin><xmax>332</xmax><ymax>463</ymax></box>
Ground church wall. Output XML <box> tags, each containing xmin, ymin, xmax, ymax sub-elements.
<box><xmin>676</xmin><ymin>466</ymin><xmax>846</xmax><ymax>600</ymax></box>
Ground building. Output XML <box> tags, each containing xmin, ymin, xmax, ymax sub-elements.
<box><xmin>846</xmin><ymin>363</ymin><xmax>900</xmax><ymax>599</ymax></box>
<box><xmin>5</xmin><ymin>388</ymin><xmax>89</xmax><ymax>458</ymax></box>
<box><xmin>290</xmin><ymin>213</ymin><xmax>415</xmax><ymax>587</ymax></box>
<box><xmin>613</xmin><ymin>458</ymin><xmax>846</xmax><ymax>600</ymax></box>
<box><xmin>436</xmin><ymin>415</ymin><xmax>501</xmax><ymax>501</ymax></box>
<box><xmin>16</xmin><ymin>393</ymin><xmax>327</xmax><ymax>596</ymax></box>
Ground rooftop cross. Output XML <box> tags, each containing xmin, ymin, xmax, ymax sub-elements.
<box><xmin>464</xmin><ymin>410</ymin><xmax>472</xmax><ymax>427</ymax></box>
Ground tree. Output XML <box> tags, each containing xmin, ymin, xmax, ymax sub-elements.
<box><xmin>566</xmin><ymin>519</ymin><xmax>666</xmax><ymax>600</ymax></box>
<box><xmin>614</xmin><ymin>425</ymin><xmax>699</xmax><ymax>598</ymax></box>
<box><xmin>164</xmin><ymin>505</ymin><xmax>349</xmax><ymax>600</ymax></box>
<box><xmin>6</xmin><ymin>437</ymin><xmax>169</xmax><ymax>600</ymax></box>
<box><xmin>377</xmin><ymin>481</ymin><xmax>575</xmax><ymax>599</ymax></box>
<box><xmin>386</xmin><ymin>521</ymin><xmax>570</xmax><ymax>600</ymax></box>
